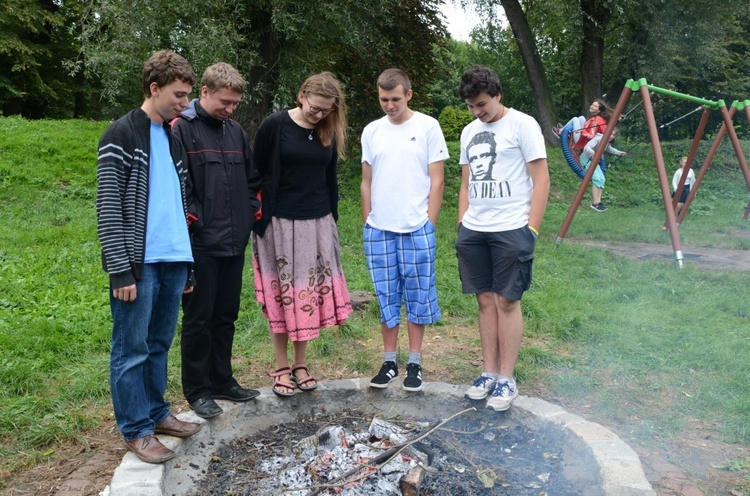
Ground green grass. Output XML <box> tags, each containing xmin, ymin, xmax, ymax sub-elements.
<box><xmin>1</xmin><ymin>116</ymin><xmax>749</xmax><ymax>488</ymax></box>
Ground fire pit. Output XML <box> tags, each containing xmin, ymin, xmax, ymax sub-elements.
<box><xmin>104</xmin><ymin>380</ymin><xmax>655</xmax><ymax>496</ymax></box>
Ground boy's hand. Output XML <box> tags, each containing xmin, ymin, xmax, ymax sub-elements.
<box><xmin>113</xmin><ymin>284</ymin><xmax>137</xmax><ymax>302</ymax></box>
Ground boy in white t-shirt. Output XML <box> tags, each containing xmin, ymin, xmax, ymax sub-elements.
<box><xmin>672</xmin><ymin>156</ymin><xmax>696</xmax><ymax>217</ymax></box>
<box><xmin>456</xmin><ymin>65</ymin><xmax>550</xmax><ymax>412</ymax></box>
<box><xmin>360</xmin><ymin>68</ymin><xmax>449</xmax><ymax>392</ymax></box>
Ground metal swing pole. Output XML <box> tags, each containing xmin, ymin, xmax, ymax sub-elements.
<box><xmin>630</xmin><ymin>80</ymin><xmax>724</xmax><ymax>265</ymax></box>
<box><xmin>689</xmin><ymin>101</ymin><xmax>750</xmax><ymax>222</ymax></box>
<box><xmin>721</xmin><ymin>101</ymin><xmax>750</xmax><ymax>221</ymax></box>
<box><xmin>739</xmin><ymin>101</ymin><xmax>750</xmax><ymax>220</ymax></box>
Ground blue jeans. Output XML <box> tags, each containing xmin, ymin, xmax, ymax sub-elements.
<box><xmin>109</xmin><ymin>262</ymin><xmax>188</xmax><ymax>441</ymax></box>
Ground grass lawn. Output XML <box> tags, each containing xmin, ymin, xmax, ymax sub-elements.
<box><xmin>1</xmin><ymin>116</ymin><xmax>749</xmax><ymax>493</ymax></box>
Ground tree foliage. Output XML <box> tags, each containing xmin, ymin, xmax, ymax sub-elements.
<box><xmin>80</xmin><ymin>0</ymin><xmax>447</xmax><ymax>138</ymax></box>
<box><xmin>438</xmin><ymin>105</ymin><xmax>474</xmax><ymax>141</ymax></box>
<box><xmin>464</xmin><ymin>0</ymin><xmax>750</xmax><ymax>141</ymax></box>
<box><xmin>3</xmin><ymin>0</ymin><xmax>749</xmax><ymax>145</ymax></box>
<box><xmin>1</xmin><ymin>0</ymin><xmax>69</xmax><ymax>117</ymax></box>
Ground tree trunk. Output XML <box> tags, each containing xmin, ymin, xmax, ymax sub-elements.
<box><xmin>579</xmin><ymin>0</ymin><xmax>612</xmax><ymax>111</ymax></box>
<box><xmin>231</xmin><ymin>6</ymin><xmax>280</xmax><ymax>138</ymax></box>
<box><xmin>499</xmin><ymin>0</ymin><xmax>559</xmax><ymax>145</ymax></box>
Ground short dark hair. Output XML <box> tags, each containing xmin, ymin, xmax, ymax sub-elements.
<box><xmin>142</xmin><ymin>50</ymin><xmax>196</xmax><ymax>98</ymax></box>
<box><xmin>458</xmin><ymin>65</ymin><xmax>503</xmax><ymax>100</ymax></box>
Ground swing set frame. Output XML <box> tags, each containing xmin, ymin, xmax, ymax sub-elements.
<box><xmin>555</xmin><ymin>78</ymin><xmax>750</xmax><ymax>267</ymax></box>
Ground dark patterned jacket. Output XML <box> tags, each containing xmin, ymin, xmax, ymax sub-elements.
<box><xmin>96</xmin><ymin>108</ymin><xmax>191</xmax><ymax>289</ymax></box>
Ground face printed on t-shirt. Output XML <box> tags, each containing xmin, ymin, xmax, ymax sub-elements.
<box><xmin>467</xmin><ymin>131</ymin><xmax>497</xmax><ymax>181</ymax></box>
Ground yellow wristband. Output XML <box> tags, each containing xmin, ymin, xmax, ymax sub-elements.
<box><xmin>529</xmin><ymin>225</ymin><xmax>539</xmax><ymax>236</ymax></box>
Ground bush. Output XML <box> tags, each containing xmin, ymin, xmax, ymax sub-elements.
<box><xmin>438</xmin><ymin>106</ymin><xmax>475</xmax><ymax>141</ymax></box>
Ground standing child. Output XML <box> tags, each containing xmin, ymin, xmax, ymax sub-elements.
<box><xmin>361</xmin><ymin>68</ymin><xmax>448</xmax><ymax>392</ymax></box>
<box><xmin>672</xmin><ymin>156</ymin><xmax>695</xmax><ymax>217</ymax></box>
<box><xmin>457</xmin><ymin>65</ymin><xmax>549</xmax><ymax>412</ymax></box>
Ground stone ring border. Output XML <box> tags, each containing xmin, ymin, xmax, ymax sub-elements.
<box><xmin>102</xmin><ymin>379</ymin><xmax>655</xmax><ymax>496</ymax></box>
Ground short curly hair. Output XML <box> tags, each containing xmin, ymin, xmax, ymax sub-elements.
<box><xmin>458</xmin><ymin>65</ymin><xmax>503</xmax><ymax>100</ymax></box>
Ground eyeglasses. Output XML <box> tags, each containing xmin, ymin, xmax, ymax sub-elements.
<box><xmin>305</xmin><ymin>97</ymin><xmax>334</xmax><ymax>117</ymax></box>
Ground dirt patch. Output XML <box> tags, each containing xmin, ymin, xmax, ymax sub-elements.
<box><xmin>0</xmin><ymin>428</ymin><xmax>122</xmax><ymax>496</ymax></box>
<box><xmin>542</xmin><ymin>386</ymin><xmax>750</xmax><ymax>496</ymax></box>
<box><xmin>572</xmin><ymin>240</ymin><xmax>750</xmax><ymax>271</ymax></box>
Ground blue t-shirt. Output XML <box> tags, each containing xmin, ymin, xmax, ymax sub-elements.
<box><xmin>144</xmin><ymin>123</ymin><xmax>193</xmax><ymax>263</ymax></box>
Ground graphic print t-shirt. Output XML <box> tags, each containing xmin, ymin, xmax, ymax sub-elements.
<box><xmin>459</xmin><ymin>108</ymin><xmax>546</xmax><ymax>232</ymax></box>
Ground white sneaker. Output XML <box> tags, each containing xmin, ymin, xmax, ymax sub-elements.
<box><xmin>464</xmin><ymin>375</ymin><xmax>497</xmax><ymax>400</ymax></box>
<box><xmin>486</xmin><ymin>379</ymin><xmax>518</xmax><ymax>411</ymax></box>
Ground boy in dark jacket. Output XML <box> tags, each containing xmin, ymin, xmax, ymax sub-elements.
<box><xmin>171</xmin><ymin>62</ymin><xmax>262</xmax><ymax>418</ymax></box>
<box><xmin>97</xmin><ymin>50</ymin><xmax>201</xmax><ymax>464</ymax></box>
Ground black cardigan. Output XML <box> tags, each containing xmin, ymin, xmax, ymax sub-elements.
<box><xmin>252</xmin><ymin>110</ymin><xmax>339</xmax><ymax>236</ymax></box>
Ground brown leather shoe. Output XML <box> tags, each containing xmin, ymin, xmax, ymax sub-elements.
<box><xmin>124</xmin><ymin>435</ymin><xmax>175</xmax><ymax>464</ymax></box>
<box><xmin>154</xmin><ymin>414</ymin><xmax>202</xmax><ymax>438</ymax></box>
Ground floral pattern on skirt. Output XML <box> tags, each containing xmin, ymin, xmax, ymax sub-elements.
<box><xmin>252</xmin><ymin>214</ymin><xmax>352</xmax><ymax>341</ymax></box>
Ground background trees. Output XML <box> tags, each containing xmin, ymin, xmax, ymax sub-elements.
<box><xmin>1</xmin><ymin>0</ymin><xmax>749</xmax><ymax>141</ymax></box>
<box><xmin>465</xmin><ymin>0</ymin><xmax>750</xmax><ymax>142</ymax></box>
<box><xmin>0</xmin><ymin>0</ymin><xmax>84</xmax><ymax>118</ymax></box>
<box><xmin>76</xmin><ymin>0</ymin><xmax>446</xmax><ymax>135</ymax></box>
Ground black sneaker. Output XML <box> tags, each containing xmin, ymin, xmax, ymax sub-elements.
<box><xmin>590</xmin><ymin>202</ymin><xmax>608</xmax><ymax>212</ymax></box>
<box><xmin>403</xmin><ymin>363</ymin><xmax>424</xmax><ymax>392</ymax></box>
<box><xmin>369</xmin><ymin>361</ymin><xmax>398</xmax><ymax>389</ymax></box>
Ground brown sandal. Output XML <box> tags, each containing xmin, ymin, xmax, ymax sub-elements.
<box><xmin>268</xmin><ymin>367</ymin><xmax>295</xmax><ymax>397</ymax></box>
<box><xmin>291</xmin><ymin>364</ymin><xmax>318</xmax><ymax>391</ymax></box>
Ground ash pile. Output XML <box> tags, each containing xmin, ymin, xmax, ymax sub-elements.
<box><xmin>192</xmin><ymin>407</ymin><xmax>593</xmax><ymax>496</ymax></box>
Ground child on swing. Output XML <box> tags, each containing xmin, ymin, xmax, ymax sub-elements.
<box><xmin>554</xmin><ymin>99</ymin><xmax>612</xmax><ymax>151</ymax></box>
<box><xmin>580</xmin><ymin>124</ymin><xmax>626</xmax><ymax>212</ymax></box>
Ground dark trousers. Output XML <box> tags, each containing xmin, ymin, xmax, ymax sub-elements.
<box><xmin>181</xmin><ymin>254</ymin><xmax>245</xmax><ymax>402</ymax></box>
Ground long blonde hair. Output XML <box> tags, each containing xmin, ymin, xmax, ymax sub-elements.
<box><xmin>297</xmin><ymin>72</ymin><xmax>347</xmax><ymax>159</ymax></box>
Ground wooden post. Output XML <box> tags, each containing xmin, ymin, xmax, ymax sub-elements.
<box><xmin>640</xmin><ymin>85</ymin><xmax>684</xmax><ymax>267</ymax></box>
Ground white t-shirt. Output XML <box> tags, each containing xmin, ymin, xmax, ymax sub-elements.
<box><xmin>361</xmin><ymin>112</ymin><xmax>449</xmax><ymax>232</ymax></box>
<box><xmin>672</xmin><ymin>168</ymin><xmax>696</xmax><ymax>191</ymax></box>
<box><xmin>459</xmin><ymin>108</ymin><xmax>546</xmax><ymax>232</ymax></box>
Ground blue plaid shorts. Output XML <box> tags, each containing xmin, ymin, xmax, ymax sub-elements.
<box><xmin>363</xmin><ymin>222</ymin><xmax>441</xmax><ymax>329</ymax></box>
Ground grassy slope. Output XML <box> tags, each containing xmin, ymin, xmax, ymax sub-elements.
<box><xmin>1</xmin><ymin>117</ymin><xmax>749</xmax><ymax>486</ymax></box>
